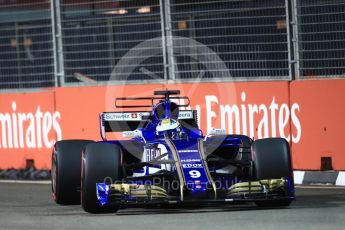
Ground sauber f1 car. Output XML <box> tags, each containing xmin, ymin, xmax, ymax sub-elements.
<box><xmin>52</xmin><ymin>90</ymin><xmax>295</xmax><ymax>213</ymax></box>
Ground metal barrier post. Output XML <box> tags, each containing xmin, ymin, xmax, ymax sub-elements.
<box><xmin>159</xmin><ymin>0</ymin><xmax>168</xmax><ymax>81</ymax></box>
<box><xmin>163</xmin><ymin>0</ymin><xmax>177</xmax><ymax>81</ymax></box>
<box><xmin>14</xmin><ymin>23</ymin><xmax>23</xmax><ymax>88</ymax></box>
<box><xmin>291</xmin><ymin>0</ymin><xmax>301</xmax><ymax>79</ymax></box>
<box><xmin>54</xmin><ymin>0</ymin><xmax>65</xmax><ymax>86</ymax></box>
<box><xmin>285</xmin><ymin>0</ymin><xmax>293</xmax><ymax>80</ymax></box>
<box><xmin>51</xmin><ymin>0</ymin><xmax>58</xmax><ymax>87</ymax></box>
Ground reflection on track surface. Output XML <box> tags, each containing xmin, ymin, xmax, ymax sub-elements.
<box><xmin>0</xmin><ymin>183</ymin><xmax>344</xmax><ymax>230</ymax></box>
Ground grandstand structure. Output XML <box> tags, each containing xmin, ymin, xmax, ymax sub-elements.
<box><xmin>0</xmin><ymin>0</ymin><xmax>344</xmax><ymax>90</ymax></box>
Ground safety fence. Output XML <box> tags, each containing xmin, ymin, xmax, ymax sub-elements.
<box><xmin>0</xmin><ymin>0</ymin><xmax>54</xmax><ymax>89</ymax></box>
<box><xmin>60</xmin><ymin>0</ymin><xmax>164</xmax><ymax>83</ymax></box>
<box><xmin>169</xmin><ymin>0</ymin><xmax>290</xmax><ymax>80</ymax></box>
<box><xmin>293</xmin><ymin>0</ymin><xmax>345</xmax><ymax>78</ymax></box>
<box><xmin>0</xmin><ymin>0</ymin><xmax>345</xmax><ymax>90</ymax></box>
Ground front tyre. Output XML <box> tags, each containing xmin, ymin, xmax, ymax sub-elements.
<box><xmin>81</xmin><ymin>142</ymin><xmax>122</xmax><ymax>213</ymax></box>
<box><xmin>253</xmin><ymin>138</ymin><xmax>292</xmax><ymax>181</ymax></box>
<box><xmin>252</xmin><ymin>138</ymin><xmax>294</xmax><ymax>208</ymax></box>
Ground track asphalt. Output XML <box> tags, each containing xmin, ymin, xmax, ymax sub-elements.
<box><xmin>0</xmin><ymin>183</ymin><xmax>344</xmax><ymax>230</ymax></box>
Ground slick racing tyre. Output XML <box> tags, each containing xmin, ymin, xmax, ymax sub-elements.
<box><xmin>252</xmin><ymin>138</ymin><xmax>293</xmax><ymax>207</ymax></box>
<box><xmin>52</xmin><ymin>140</ymin><xmax>94</xmax><ymax>205</ymax></box>
<box><xmin>253</xmin><ymin>138</ymin><xmax>292</xmax><ymax>180</ymax></box>
<box><xmin>81</xmin><ymin>142</ymin><xmax>122</xmax><ymax>213</ymax></box>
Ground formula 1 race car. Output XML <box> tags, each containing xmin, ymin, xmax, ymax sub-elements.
<box><xmin>51</xmin><ymin>90</ymin><xmax>295</xmax><ymax>213</ymax></box>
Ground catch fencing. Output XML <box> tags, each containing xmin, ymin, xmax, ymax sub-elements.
<box><xmin>0</xmin><ymin>0</ymin><xmax>54</xmax><ymax>90</ymax></box>
<box><xmin>292</xmin><ymin>0</ymin><xmax>345</xmax><ymax>78</ymax></box>
<box><xmin>0</xmin><ymin>0</ymin><xmax>344</xmax><ymax>90</ymax></box>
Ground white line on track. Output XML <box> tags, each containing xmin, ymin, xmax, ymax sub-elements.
<box><xmin>296</xmin><ymin>185</ymin><xmax>345</xmax><ymax>189</ymax></box>
<box><xmin>0</xmin><ymin>180</ymin><xmax>51</xmax><ymax>184</ymax></box>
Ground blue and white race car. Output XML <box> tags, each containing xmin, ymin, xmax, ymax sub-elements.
<box><xmin>52</xmin><ymin>90</ymin><xmax>295</xmax><ymax>213</ymax></box>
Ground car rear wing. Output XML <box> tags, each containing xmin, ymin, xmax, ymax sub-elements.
<box><xmin>115</xmin><ymin>90</ymin><xmax>190</xmax><ymax>109</ymax></box>
<box><xmin>100</xmin><ymin>111</ymin><xmax>150</xmax><ymax>140</ymax></box>
<box><xmin>99</xmin><ymin>110</ymin><xmax>198</xmax><ymax>140</ymax></box>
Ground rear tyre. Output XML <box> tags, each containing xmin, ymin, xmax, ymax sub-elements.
<box><xmin>52</xmin><ymin>140</ymin><xmax>94</xmax><ymax>205</ymax></box>
<box><xmin>252</xmin><ymin>138</ymin><xmax>293</xmax><ymax>208</ymax></box>
<box><xmin>81</xmin><ymin>142</ymin><xmax>122</xmax><ymax>213</ymax></box>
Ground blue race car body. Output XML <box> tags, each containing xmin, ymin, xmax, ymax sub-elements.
<box><xmin>90</xmin><ymin>90</ymin><xmax>294</xmax><ymax>210</ymax></box>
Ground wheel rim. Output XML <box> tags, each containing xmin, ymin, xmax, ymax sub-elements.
<box><xmin>52</xmin><ymin>155</ymin><xmax>57</xmax><ymax>197</ymax></box>
<box><xmin>81</xmin><ymin>152</ymin><xmax>85</xmax><ymax>204</ymax></box>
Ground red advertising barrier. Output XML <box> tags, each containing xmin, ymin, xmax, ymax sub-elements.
<box><xmin>55</xmin><ymin>82</ymin><xmax>292</xmax><ymax>141</ymax></box>
<box><xmin>0</xmin><ymin>79</ymin><xmax>344</xmax><ymax>170</ymax></box>
<box><xmin>290</xmin><ymin>79</ymin><xmax>345</xmax><ymax>170</ymax></box>
<box><xmin>0</xmin><ymin>91</ymin><xmax>57</xmax><ymax>169</ymax></box>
